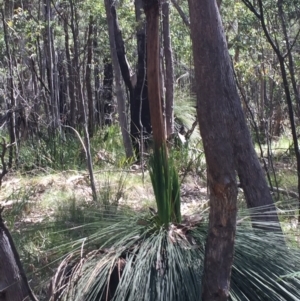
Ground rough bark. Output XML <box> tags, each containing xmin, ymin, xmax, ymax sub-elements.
<box><xmin>189</xmin><ymin>0</ymin><xmax>284</xmax><ymax>299</ymax></box>
<box><xmin>0</xmin><ymin>211</ymin><xmax>38</xmax><ymax>301</ymax></box>
<box><xmin>188</xmin><ymin>1</ymin><xmax>238</xmax><ymax>299</ymax></box>
<box><xmin>144</xmin><ymin>0</ymin><xmax>166</xmax><ymax>150</ymax></box>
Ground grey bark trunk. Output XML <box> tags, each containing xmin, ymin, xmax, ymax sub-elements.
<box><xmin>0</xmin><ymin>214</ymin><xmax>37</xmax><ymax>301</ymax></box>
<box><xmin>188</xmin><ymin>0</ymin><xmax>282</xmax><ymax>299</ymax></box>
<box><xmin>0</xmin><ymin>232</ymin><xmax>29</xmax><ymax>301</ymax></box>
<box><xmin>86</xmin><ymin>16</ymin><xmax>94</xmax><ymax>137</ymax></box>
<box><xmin>188</xmin><ymin>1</ymin><xmax>237</xmax><ymax>299</ymax></box>
<box><xmin>104</xmin><ymin>0</ymin><xmax>134</xmax><ymax>158</ymax></box>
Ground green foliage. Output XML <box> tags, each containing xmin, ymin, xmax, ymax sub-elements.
<box><xmin>18</xmin><ymin>131</ymin><xmax>84</xmax><ymax>171</ymax></box>
<box><xmin>2</xmin><ymin>186</ymin><xmax>37</xmax><ymax>228</ymax></box>
<box><xmin>48</xmin><ymin>205</ymin><xmax>300</xmax><ymax>301</ymax></box>
<box><xmin>56</xmin><ymin>224</ymin><xmax>203</xmax><ymax>301</ymax></box>
<box><xmin>92</xmin><ymin>125</ymin><xmax>129</xmax><ymax>168</ymax></box>
<box><xmin>97</xmin><ymin>171</ymin><xmax>127</xmax><ymax>213</ymax></box>
<box><xmin>16</xmin><ymin>124</ymin><xmax>128</xmax><ymax>172</ymax></box>
<box><xmin>149</xmin><ymin>146</ymin><xmax>181</xmax><ymax>225</ymax></box>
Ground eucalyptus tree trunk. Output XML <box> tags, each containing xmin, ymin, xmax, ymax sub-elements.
<box><xmin>188</xmin><ymin>0</ymin><xmax>282</xmax><ymax>299</ymax></box>
<box><xmin>64</xmin><ymin>16</ymin><xmax>76</xmax><ymax>128</ymax></box>
<box><xmin>133</xmin><ymin>0</ymin><xmax>151</xmax><ymax>157</ymax></box>
<box><xmin>69</xmin><ymin>0</ymin><xmax>83</xmax><ymax>125</ymax></box>
<box><xmin>44</xmin><ymin>0</ymin><xmax>59</xmax><ymax>129</ymax></box>
<box><xmin>1</xmin><ymin>8</ymin><xmax>17</xmax><ymax>168</ymax></box>
<box><xmin>277</xmin><ymin>0</ymin><xmax>300</xmax><ymax>116</ymax></box>
<box><xmin>104</xmin><ymin>0</ymin><xmax>134</xmax><ymax>158</ymax></box>
<box><xmin>93</xmin><ymin>27</ymin><xmax>102</xmax><ymax>126</ymax></box>
<box><xmin>86</xmin><ymin>16</ymin><xmax>94</xmax><ymax>137</ymax></box>
<box><xmin>241</xmin><ymin>0</ymin><xmax>300</xmax><ymax>222</ymax></box>
<box><xmin>144</xmin><ymin>0</ymin><xmax>166</xmax><ymax>151</ymax></box>
<box><xmin>188</xmin><ymin>1</ymin><xmax>237</xmax><ymax>299</ymax></box>
<box><xmin>162</xmin><ymin>0</ymin><xmax>174</xmax><ymax>139</ymax></box>
<box><xmin>110</xmin><ymin>0</ymin><xmax>151</xmax><ymax>158</ymax></box>
<box><xmin>102</xmin><ymin>58</ymin><xmax>114</xmax><ymax>126</ymax></box>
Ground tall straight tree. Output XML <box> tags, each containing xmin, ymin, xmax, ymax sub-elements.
<box><xmin>162</xmin><ymin>0</ymin><xmax>175</xmax><ymax>139</ymax></box>
<box><xmin>188</xmin><ymin>0</ymin><xmax>283</xmax><ymax>300</ymax></box>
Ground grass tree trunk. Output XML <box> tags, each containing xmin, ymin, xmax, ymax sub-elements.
<box><xmin>144</xmin><ymin>0</ymin><xmax>166</xmax><ymax>151</ymax></box>
<box><xmin>162</xmin><ymin>0</ymin><xmax>174</xmax><ymax>139</ymax></box>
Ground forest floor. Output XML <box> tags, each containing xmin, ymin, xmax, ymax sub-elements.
<box><xmin>0</xmin><ymin>149</ymin><xmax>299</xmax><ymax>298</ymax></box>
<box><xmin>0</xmin><ymin>167</ymin><xmax>210</xmax><ymax>298</ymax></box>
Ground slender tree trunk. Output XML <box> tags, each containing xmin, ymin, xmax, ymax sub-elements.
<box><xmin>110</xmin><ymin>0</ymin><xmax>151</xmax><ymax>157</ymax></box>
<box><xmin>86</xmin><ymin>16</ymin><xmax>94</xmax><ymax>137</ymax></box>
<box><xmin>277</xmin><ymin>0</ymin><xmax>300</xmax><ymax>116</ymax></box>
<box><xmin>241</xmin><ymin>0</ymin><xmax>299</xmax><ymax>225</ymax></box>
<box><xmin>162</xmin><ymin>0</ymin><xmax>174</xmax><ymax>139</ymax></box>
<box><xmin>133</xmin><ymin>0</ymin><xmax>151</xmax><ymax>157</ymax></box>
<box><xmin>69</xmin><ymin>0</ymin><xmax>82</xmax><ymax>125</ymax></box>
<box><xmin>44</xmin><ymin>0</ymin><xmax>59</xmax><ymax>129</ymax></box>
<box><xmin>104</xmin><ymin>0</ymin><xmax>134</xmax><ymax>158</ymax></box>
<box><xmin>102</xmin><ymin>58</ymin><xmax>114</xmax><ymax>126</ymax></box>
<box><xmin>171</xmin><ymin>0</ymin><xmax>190</xmax><ymax>27</ymax></box>
<box><xmin>1</xmin><ymin>8</ymin><xmax>16</xmax><ymax>168</ymax></box>
<box><xmin>58</xmin><ymin>53</ymin><xmax>68</xmax><ymax>119</ymax></box>
<box><xmin>64</xmin><ymin>16</ymin><xmax>76</xmax><ymax>128</ymax></box>
<box><xmin>93</xmin><ymin>26</ymin><xmax>102</xmax><ymax>126</ymax></box>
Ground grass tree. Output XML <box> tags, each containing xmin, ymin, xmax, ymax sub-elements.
<box><xmin>144</xmin><ymin>0</ymin><xmax>180</xmax><ymax>225</ymax></box>
<box><xmin>48</xmin><ymin>1</ymin><xmax>300</xmax><ymax>301</ymax></box>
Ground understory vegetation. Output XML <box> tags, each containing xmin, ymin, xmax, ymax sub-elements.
<box><xmin>1</xmin><ymin>125</ymin><xmax>300</xmax><ymax>300</ymax></box>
